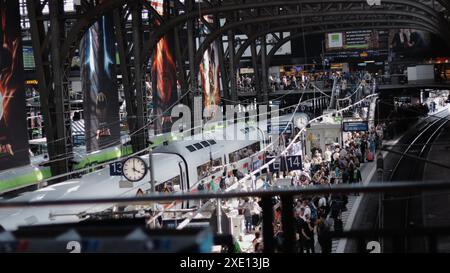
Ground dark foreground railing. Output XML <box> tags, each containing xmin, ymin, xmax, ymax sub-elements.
<box><xmin>2</xmin><ymin>181</ymin><xmax>450</xmax><ymax>253</ymax></box>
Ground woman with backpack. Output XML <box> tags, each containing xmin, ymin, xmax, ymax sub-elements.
<box><xmin>317</xmin><ymin>212</ymin><xmax>334</xmax><ymax>253</ymax></box>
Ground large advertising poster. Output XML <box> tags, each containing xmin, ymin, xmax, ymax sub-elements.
<box><xmin>0</xmin><ymin>1</ymin><xmax>30</xmax><ymax>170</ymax></box>
<box><xmin>80</xmin><ymin>9</ymin><xmax>120</xmax><ymax>153</ymax></box>
<box><xmin>151</xmin><ymin>0</ymin><xmax>178</xmax><ymax>134</ymax></box>
<box><xmin>326</xmin><ymin>30</ymin><xmax>380</xmax><ymax>51</ymax></box>
<box><xmin>389</xmin><ymin>29</ymin><xmax>430</xmax><ymax>56</ymax></box>
<box><xmin>199</xmin><ymin>15</ymin><xmax>220</xmax><ymax>118</ymax></box>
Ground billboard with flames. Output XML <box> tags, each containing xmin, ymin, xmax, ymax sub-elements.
<box><xmin>199</xmin><ymin>15</ymin><xmax>221</xmax><ymax>118</ymax></box>
<box><xmin>0</xmin><ymin>0</ymin><xmax>30</xmax><ymax>170</ymax></box>
<box><xmin>151</xmin><ymin>0</ymin><xmax>178</xmax><ymax>134</ymax></box>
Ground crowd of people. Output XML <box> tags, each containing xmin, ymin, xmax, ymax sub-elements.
<box><xmin>237</xmin><ymin>71</ymin><xmax>375</xmax><ymax>93</ymax></box>
<box><xmin>247</xmin><ymin>123</ymin><xmax>385</xmax><ymax>253</ymax></box>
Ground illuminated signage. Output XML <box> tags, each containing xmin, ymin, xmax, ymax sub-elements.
<box><xmin>26</xmin><ymin>80</ymin><xmax>38</xmax><ymax>85</ymax></box>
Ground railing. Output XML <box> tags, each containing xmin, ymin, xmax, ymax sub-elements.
<box><xmin>2</xmin><ymin>181</ymin><xmax>450</xmax><ymax>253</ymax></box>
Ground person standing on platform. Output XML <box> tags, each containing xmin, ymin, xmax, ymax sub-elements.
<box><xmin>353</xmin><ymin>166</ymin><xmax>362</xmax><ymax>195</ymax></box>
<box><xmin>317</xmin><ymin>212</ymin><xmax>333</xmax><ymax>253</ymax></box>
<box><xmin>360</xmin><ymin>137</ymin><xmax>367</xmax><ymax>163</ymax></box>
<box><xmin>209</xmin><ymin>176</ymin><xmax>218</xmax><ymax>192</ymax></box>
<box><xmin>242</xmin><ymin>198</ymin><xmax>254</xmax><ymax>233</ymax></box>
<box><xmin>197</xmin><ymin>180</ymin><xmax>205</xmax><ymax>207</ymax></box>
<box><xmin>262</xmin><ymin>176</ymin><xmax>271</xmax><ymax>190</ymax></box>
<box><xmin>219</xmin><ymin>173</ymin><xmax>227</xmax><ymax>191</ymax></box>
<box><xmin>301</xmin><ymin>214</ymin><xmax>315</xmax><ymax>253</ymax></box>
<box><xmin>251</xmin><ymin>172</ymin><xmax>257</xmax><ymax>190</ymax></box>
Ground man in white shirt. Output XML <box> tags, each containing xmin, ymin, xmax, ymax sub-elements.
<box><xmin>251</xmin><ymin>173</ymin><xmax>257</xmax><ymax>190</ymax></box>
<box><xmin>324</xmin><ymin>147</ymin><xmax>332</xmax><ymax>163</ymax></box>
<box><xmin>318</xmin><ymin>196</ymin><xmax>327</xmax><ymax>209</ymax></box>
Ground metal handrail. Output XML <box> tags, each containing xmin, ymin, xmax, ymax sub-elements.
<box><xmin>1</xmin><ymin>181</ymin><xmax>450</xmax><ymax>208</ymax></box>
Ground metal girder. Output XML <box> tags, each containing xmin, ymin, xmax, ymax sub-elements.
<box><xmin>197</xmin><ymin>12</ymin><xmax>444</xmax><ymax>69</ymax></box>
<box><xmin>140</xmin><ymin>0</ymin><xmax>450</xmax><ymax>73</ymax></box>
<box><xmin>27</xmin><ymin>0</ymin><xmax>73</xmax><ymax>180</ymax></box>
<box><xmin>48</xmin><ymin>0</ymin><xmax>72</xmax><ymax>180</ymax></box>
<box><xmin>234</xmin><ymin>19</ymin><xmax>436</xmax><ymax>60</ymax></box>
<box><xmin>250</xmin><ymin>42</ymin><xmax>262</xmax><ymax>102</ymax></box>
<box><xmin>260</xmin><ymin>35</ymin><xmax>269</xmax><ymax>105</ymax></box>
<box><xmin>231</xmin><ymin>22</ymin><xmax>439</xmax><ymax>77</ymax></box>
<box><xmin>23</xmin><ymin>0</ymin><xmax>450</xmax><ymax>174</ymax></box>
<box><xmin>131</xmin><ymin>3</ymin><xmax>148</xmax><ymax>152</ymax></box>
<box><xmin>173</xmin><ymin>25</ymin><xmax>189</xmax><ymax>106</ymax></box>
<box><xmin>27</xmin><ymin>0</ymin><xmax>448</xmax><ymax>74</ymax></box>
<box><xmin>227</xmin><ymin>29</ymin><xmax>238</xmax><ymax>104</ymax></box>
<box><xmin>26</xmin><ymin>0</ymin><xmax>55</xmax><ymax>170</ymax></box>
<box><xmin>40</xmin><ymin>0</ymin><xmax>448</xmax><ymax>102</ymax></box>
<box><xmin>61</xmin><ymin>0</ymin><xmax>163</xmax><ymax>70</ymax></box>
<box><xmin>113</xmin><ymin>8</ymin><xmax>139</xmax><ymax>151</ymax></box>
<box><xmin>266</xmin><ymin>32</ymin><xmax>307</xmax><ymax>66</ymax></box>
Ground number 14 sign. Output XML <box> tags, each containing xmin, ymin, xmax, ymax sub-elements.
<box><xmin>285</xmin><ymin>155</ymin><xmax>302</xmax><ymax>171</ymax></box>
<box><xmin>266</xmin><ymin>155</ymin><xmax>302</xmax><ymax>172</ymax></box>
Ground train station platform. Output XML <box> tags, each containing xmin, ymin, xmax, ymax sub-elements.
<box><xmin>336</xmin><ymin>104</ymin><xmax>450</xmax><ymax>253</ymax></box>
<box><xmin>422</xmin><ymin>118</ymin><xmax>450</xmax><ymax>252</ymax></box>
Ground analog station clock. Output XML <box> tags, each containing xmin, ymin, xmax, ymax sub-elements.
<box><xmin>122</xmin><ymin>157</ymin><xmax>148</xmax><ymax>182</ymax></box>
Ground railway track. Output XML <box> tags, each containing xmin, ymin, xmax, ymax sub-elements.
<box><xmin>383</xmin><ymin>110</ymin><xmax>449</xmax><ymax>252</ymax></box>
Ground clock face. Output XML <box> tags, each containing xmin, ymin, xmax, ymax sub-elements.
<box><xmin>122</xmin><ymin>157</ymin><xmax>148</xmax><ymax>182</ymax></box>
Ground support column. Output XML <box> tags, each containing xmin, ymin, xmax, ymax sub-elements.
<box><xmin>27</xmin><ymin>0</ymin><xmax>54</xmax><ymax>168</ymax></box>
<box><xmin>251</xmin><ymin>42</ymin><xmax>262</xmax><ymax>102</ymax></box>
<box><xmin>260</xmin><ymin>35</ymin><xmax>269</xmax><ymax>106</ymax></box>
<box><xmin>228</xmin><ymin>30</ymin><xmax>237</xmax><ymax>104</ymax></box>
<box><xmin>48</xmin><ymin>0</ymin><xmax>72</xmax><ymax>179</ymax></box>
<box><xmin>186</xmin><ymin>0</ymin><xmax>198</xmax><ymax>135</ymax></box>
<box><xmin>132</xmin><ymin>4</ymin><xmax>147</xmax><ymax>151</ymax></box>
<box><xmin>261</xmin><ymin>196</ymin><xmax>275</xmax><ymax>253</ymax></box>
<box><xmin>173</xmin><ymin>25</ymin><xmax>189</xmax><ymax>106</ymax></box>
<box><xmin>280</xmin><ymin>195</ymin><xmax>295</xmax><ymax>253</ymax></box>
<box><xmin>113</xmin><ymin>9</ymin><xmax>136</xmax><ymax>149</ymax></box>
<box><xmin>215</xmin><ymin>20</ymin><xmax>228</xmax><ymax>104</ymax></box>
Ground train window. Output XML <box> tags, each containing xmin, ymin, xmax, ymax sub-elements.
<box><xmin>197</xmin><ymin>158</ymin><xmax>223</xmax><ymax>180</ymax></box>
<box><xmin>194</xmin><ymin>143</ymin><xmax>203</xmax><ymax>150</ymax></box>
<box><xmin>207</xmin><ymin>140</ymin><xmax>216</xmax><ymax>145</ymax></box>
<box><xmin>186</xmin><ymin>145</ymin><xmax>196</xmax><ymax>152</ymax></box>
<box><xmin>201</xmin><ymin>141</ymin><xmax>210</xmax><ymax>147</ymax></box>
<box><xmin>212</xmin><ymin>158</ymin><xmax>222</xmax><ymax>167</ymax></box>
<box><xmin>197</xmin><ymin>164</ymin><xmax>209</xmax><ymax>180</ymax></box>
<box><xmin>155</xmin><ymin>175</ymin><xmax>181</xmax><ymax>194</ymax></box>
<box><xmin>228</xmin><ymin>142</ymin><xmax>261</xmax><ymax>163</ymax></box>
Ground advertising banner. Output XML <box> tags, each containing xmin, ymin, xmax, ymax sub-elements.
<box><xmin>326</xmin><ymin>30</ymin><xmax>381</xmax><ymax>51</ymax></box>
<box><xmin>343</xmin><ymin>121</ymin><xmax>369</xmax><ymax>132</ymax></box>
<box><xmin>389</xmin><ymin>29</ymin><xmax>430</xmax><ymax>56</ymax></box>
<box><xmin>0</xmin><ymin>0</ymin><xmax>30</xmax><ymax>170</ymax></box>
<box><xmin>80</xmin><ymin>9</ymin><xmax>120</xmax><ymax>153</ymax></box>
<box><xmin>151</xmin><ymin>0</ymin><xmax>178</xmax><ymax>134</ymax></box>
<box><xmin>199</xmin><ymin>15</ymin><xmax>220</xmax><ymax>118</ymax></box>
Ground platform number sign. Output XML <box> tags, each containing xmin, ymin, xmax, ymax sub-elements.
<box><xmin>266</xmin><ymin>157</ymin><xmax>280</xmax><ymax>173</ymax></box>
<box><xmin>285</xmin><ymin>156</ymin><xmax>302</xmax><ymax>171</ymax></box>
<box><xmin>266</xmin><ymin>155</ymin><xmax>302</xmax><ymax>172</ymax></box>
<box><xmin>109</xmin><ymin>161</ymin><xmax>123</xmax><ymax>176</ymax></box>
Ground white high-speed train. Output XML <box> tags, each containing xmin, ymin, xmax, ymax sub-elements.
<box><xmin>0</xmin><ymin>112</ymin><xmax>309</xmax><ymax>231</ymax></box>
